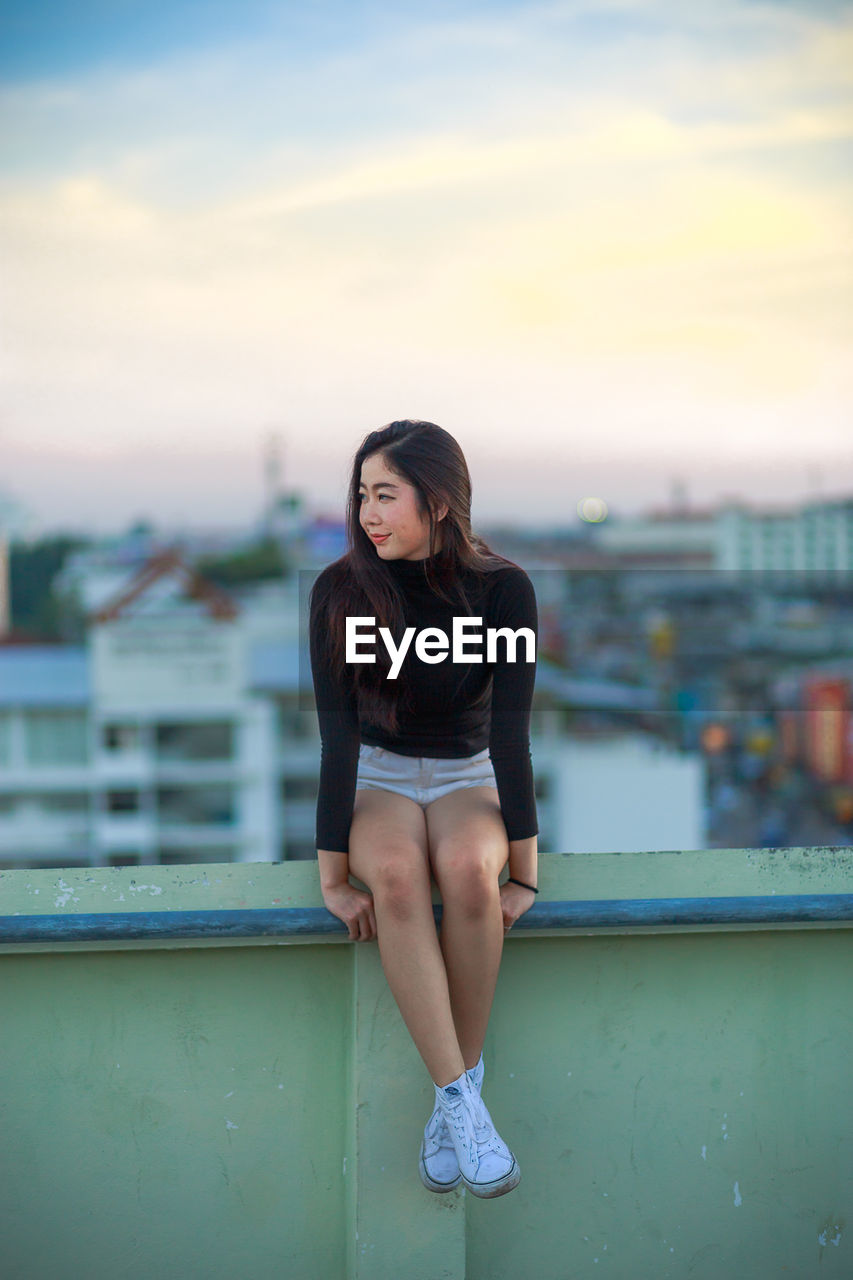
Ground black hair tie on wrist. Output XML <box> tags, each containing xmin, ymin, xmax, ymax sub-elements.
<box><xmin>508</xmin><ymin>877</ymin><xmax>539</xmax><ymax>894</ymax></box>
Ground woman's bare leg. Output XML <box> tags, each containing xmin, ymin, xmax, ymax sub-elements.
<box><xmin>348</xmin><ymin>787</ymin><xmax>465</xmax><ymax>1087</ymax></box>
<box><xmin>425</xmin><ymin>786</ymin><xmax>509</xmax><ymax>1071</ymax></box>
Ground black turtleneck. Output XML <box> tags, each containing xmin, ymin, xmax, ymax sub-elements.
<box><xmin>309</xmin><ymin>553</ymin><xmax>538</xmax><ymax>853</ymax></box>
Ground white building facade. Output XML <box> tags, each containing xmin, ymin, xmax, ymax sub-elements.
<box><xmin>590</xmin><ymin>494</ymin><xmax>853</xmax><ymax>576</ymax></box>
<box><xmin>0</xmin><ymin>553</ymin><xmax>310</xmax><ymax>869</ymax></box>
<box><xmin>716</xmin><ymin>498</ymin><xmax>853</xmax><ymax>575</ymax></box>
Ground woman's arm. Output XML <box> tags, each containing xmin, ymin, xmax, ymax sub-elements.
<box><xmin>317</xmin><ymin>848</ymin><xmax>377</xmax><ymax>941</ymax></box>
<box><xmin>309</xmin><ymin>574</ymin><xmax>362</xmax><ymax>856</ymax></box>
<box><xmin>507</xmin><ymin>835</ymin><xmax>538</xmax><ymax>887</ymax></box>
<box><xmin>309</xmin><ymin>577</ymin><xmax>377</xmax><ymax>941</ymax></box>
<box><xmin>487</xmin><ymin>566</ymin><xmax>539</xmax><ymax>843</ymax></box>
<box><xmin>317</xmin><ymin>849</ymin><xmax>350</xmax><ymax>891</ymax></box>
<box><xmin>500</xmin><ymin>835</ymin><xmax>539</xmax><ymax>931</ymax></box>
<box><xmin>488</xmin><ymin>567</ymin><xmax>539</xmax><ymax>929</ymax></box>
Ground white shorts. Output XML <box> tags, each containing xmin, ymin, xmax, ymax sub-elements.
<box><xmin>355</xmin><ymin>743</ymin><xmax>498</xmax><ymax>808</ymax></box>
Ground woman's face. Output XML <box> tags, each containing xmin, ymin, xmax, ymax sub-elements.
<box><xmin>358</xmin><ymin>452</ymin><xmax>443</xmax><ymax>561</ymax></box>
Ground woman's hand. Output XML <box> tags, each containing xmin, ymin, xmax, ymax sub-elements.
<box><xmin>499</xmin><ymin>880</ymin><xmax>537</xmax><ymax>933</ymax></box>
<box><xmin>321</xmin><ymin>881</ymin><xmax>377</xmax><ymax>942</ymax></box>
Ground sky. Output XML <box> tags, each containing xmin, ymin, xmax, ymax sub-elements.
<box><xmin>1</xmin><ymin>0</ymin><xmax>851</xmax><ymax>535</ymax></box>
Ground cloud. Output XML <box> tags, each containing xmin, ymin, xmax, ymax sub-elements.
<box><xmin>2</xmin><ymin>1</ymin><xmax>850</xmax><ymax>189</ymax></box>
<box><xmin>0</xmin><ymin>0</ymin><xmax>850</xmax><ymax>528</ymax></box>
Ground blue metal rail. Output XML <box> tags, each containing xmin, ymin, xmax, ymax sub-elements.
<box><xmin>1</xmin><ymin>894</ymin><xmax>852</xmax><ymax>943</ymax></box>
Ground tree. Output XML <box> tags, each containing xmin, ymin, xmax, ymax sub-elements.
<box><xmin>193</xmin><ymin>537</ymin><xmax>290</xmax><ymax>588</ymax></box>
<box><xmin>9</xmin><ymin>536</ymin><xmax>91</xmax><ymax>641</ymax></box>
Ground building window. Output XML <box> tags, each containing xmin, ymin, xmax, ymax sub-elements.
<box><xmin>157</xmin><ymin>786</ymin><xmax>235</xmax><ymax>825</ymax></box>
<box><xmin>155</xmin><ymin>721</ymin><xmax>233</xmax><ymax>762</ymax></box>
<box><xmin>103</xmin><ymin>723</ymin><xmax>140</xmax><ymax>752</ymax></box>
<box><xmin>106</xmin><ymin>790</ymin><xmax>140</xmax><ymax>814</ymax></box>
<box><xmin>283</xmin><ymin>840</ymin><xmax>316</xmax><ymax>862</ymax></box>
<box><xmin>40</xmin><ymin>793</ymin><xmax>89</xmax><ymax>814</ymax></box>
<box><xmin>108</xmin><ymin>853</ymin><xmax>141</xmax><ymax>867</ymax></box>
<box><xmin>24</xmin><ymin>711</ymin><xmax>88</xmax><ymax>766</ymax></box>
<box><xmin>278</xmin><ymin>707</ymin><xmax>317</xmax><ymax>741</ymax></box>
<box><xmin>21</xmin><ymin>857</ymin><xmax>89</xmax><ymax>870</ymax></box>
<box><xmin>159</xmin><ymin>848</ymin><xmax>235</xmax><ymax>865</ymax></box>
<box><xmin>282</xmin><ymin>776</ymin><xmax>318</xmax><ymax>801</ymax></box>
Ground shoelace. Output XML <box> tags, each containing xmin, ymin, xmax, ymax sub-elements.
<box><xmin>442</xmin><ymin>1092</ymin><xmax>505</xmax><ymax>1168</ymax></box>
<box><xmin>426</xmin><ymin>1070</ymin><xmax>484</xmax><ymax>1157</ymax></box>
<box><xmin>423</xmin><ymin>1105</ymin><xmax>455</xmax><ymax>1156</ymax></box>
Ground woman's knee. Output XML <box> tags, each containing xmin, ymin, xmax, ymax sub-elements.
<box><xmin>366</xmin><ymin>846</ymin><xmax>431</xmax><ymax>920</ymax></box>
<box><xmin>434</xmin><ymin>847</ymin><xmax>501</xmax><ymax>918</ymax></box>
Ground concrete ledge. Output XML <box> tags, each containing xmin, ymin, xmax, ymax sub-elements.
<box><xmin>2</xmin><ymin>847</ymin><xmax>852</xmax><ymax>952</ymax></box>
<box><xmin>1</xmin><ymin>848</ymin><xmax>852</xmax><ymax>1279</ymax></box>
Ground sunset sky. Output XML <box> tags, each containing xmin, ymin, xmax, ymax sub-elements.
<box><xmin>1</xmin><ymin>0</ymin><xmax>851</xmax><ymax>534</ymax></box>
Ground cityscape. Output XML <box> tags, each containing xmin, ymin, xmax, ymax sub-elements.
<box><xmin>2</xmin><ymin>451</ymin><xmax>851</xmax><ymax>872</ymax></box>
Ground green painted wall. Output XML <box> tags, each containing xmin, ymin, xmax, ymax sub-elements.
<box><xmin>472</xmin><ymin>929</ymin><xmax>852</xmax><ymax>1278</ymax></box>
<box><xmin>0</xmin><ymin>849</ymin><xmax>851</xmax><ymax>1279</ymax></box>
<box><xmin>0</xmin><ymin>944</ymin><xmax>351</xmax><ymax>1280</ymax></box>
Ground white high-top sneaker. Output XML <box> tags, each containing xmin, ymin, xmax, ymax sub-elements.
<box><xmin>419</xmin><ymin>1056</ymin><xmax>485</xmax><ymax>1194</ymax></box>
<box><xmin>419</xmin><ymin>1102</ymin><xmax>462</xmax><ymax>1193</ymax></box>
<box><xmin>434</xmin><ymin>1071</ymin><xmax>520</xmax><ymax>1199</ymax></box>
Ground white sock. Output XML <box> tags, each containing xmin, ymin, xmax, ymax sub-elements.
<box><xmin>466</xmin><ymin>1053</ymin><xmax>485</xmax><ymax>1090</ymax></box>
<box><xmin>434</xmin><ymin>1069</ymin><xmax>468</xmax><ymax>1100</ymax></box>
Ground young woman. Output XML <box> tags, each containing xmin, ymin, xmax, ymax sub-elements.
<box><xmin>309</xmin><ymin>419</ymin><xmax>539</xmax><ymax>1199</ymax></box>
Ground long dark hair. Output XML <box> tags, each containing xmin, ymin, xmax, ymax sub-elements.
<box><xmin>310</xmin><ymin>419</ymin><xmax>512</xmax><ymax>733</ymax></box>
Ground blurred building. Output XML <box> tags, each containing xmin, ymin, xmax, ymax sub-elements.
<box><xmin>716</xmin><ymin>497</ymin><xmax>853</xmax><ymax>575</ymax></box>
<box><xmin>0</xmin><ymin>551</ymin><xmax>317</xmax><ymax>869</ymax></box>
<box><xmin>590</xmin><ymin>493</ymin><xmax>853</xmax><ymax>576</ymax></box>
<box><xmin>0</xmin><ymin>546</ymin><xmax>709</xmax><ymax>870</ymax></box>
<box><xmin>533</xmin><ymin>720</ymin><xmax>704</xmax><ymax>855</ymax></box>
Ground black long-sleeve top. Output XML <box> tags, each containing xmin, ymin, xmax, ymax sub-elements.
<box><xmin>309</xmin><ymin>554</ymin><xmax>538</xmax><ymax>853</ymax></box>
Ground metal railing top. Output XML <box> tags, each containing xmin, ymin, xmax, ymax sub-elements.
<box><xmin>1</xmin><ymin>893</ymin><xmax>852</xmax><ymax>944</ymax></box>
